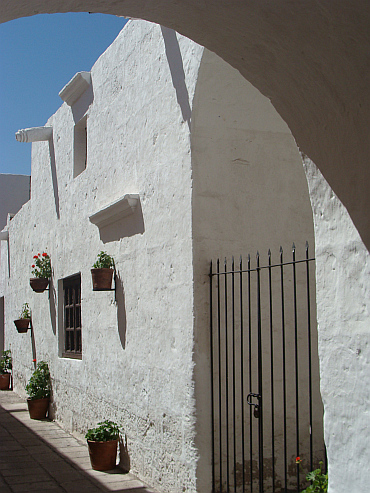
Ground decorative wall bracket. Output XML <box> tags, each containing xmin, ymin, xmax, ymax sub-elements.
<box><xmin>59</xmin><ymin>71</ymin><xmax>92</xmax><ymax>107</ymax></box>
<box><xmin>89</xmin><ymin>194</ymin><xmax>139</xmax><ymax>230</ymax></box>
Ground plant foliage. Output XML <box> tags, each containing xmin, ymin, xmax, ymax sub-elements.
<box><xmin>93</xmin><ymin>251</ymin><xmax>115</xmax><ymax>269</ymax></box>
<box><xmin>25</xmin><ymin>361</ymin><xmax>51</xmax><ymax>400</ymax></box>
<box><xmin>0</xmin><ymin>350</ymin><xmax>12</xmax><ymax>375</ymax></box>
<box><xmin>301</xmin><ymin>461</ymin><xmax>328</xmax><ymax>493</ymax></box>
<box><xmin>31</xmin><ymin>252</ymin><xmax>51</xmax><ymax>279</ymax></box>
<box><xmin>20</xmin><ymin>303</ymin><xmax>31</xmax><ymax>319</ymax></box>
<box><xmin>85</xmin><ymin>420</ymin><xmax>120</xmax><ymax>442</ymax></box>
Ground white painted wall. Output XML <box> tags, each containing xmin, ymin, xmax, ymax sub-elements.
<box><xmin>0</xmin><ymin>174</ymin><xmax>30</xmax><ymax>231</ymax></box>
<box><xmin>4</xmin><ymin>21</ymin><xmax>203</xmax><ymax>493</ymax></box>
<box><xmin>303</xmin><ymin>157</ymin><xmax>370</xmax><ymax>493</ymax></box>
<box><xmin>0</xmin><ymin>174</ymin><xmax>30</xmax><ymax>346</ymax></box>
<box><xmin>191</xmin><ymin>50</ymin><xmax>320</xmax><ymax>492</ymax></box>
<box><xmin>2</xmin><ymin>17</ymin><xmax>369</xmax><ymax>493</ymax></box>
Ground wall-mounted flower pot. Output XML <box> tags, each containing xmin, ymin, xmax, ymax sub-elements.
<box><xmin>91</xmin><ymin>268</ymin><xmax>114</xmax><ymax>291</ymax></box>
<box><xmin>87</xmin><ymin>439</ymin><xmax>118</xmax><ymax>470</ymax></box>
<box><xmin>14</xmin><ymin>318</ymin><xmax>30</xmax><ymax>333</ymax></box>
<box><xmin>30</xmin><ymin>278</ymin><xmax>49</xmax><ymax>293</ymax></box>
<box><xmin>0</xmin><ymin>373</ymin><xmax>11</xmax><ymax>390</ymax></box>
<box><xmin>27</xmin><ymin>397</ymin><xmax>49</xmax><ymax>419</ymax></box>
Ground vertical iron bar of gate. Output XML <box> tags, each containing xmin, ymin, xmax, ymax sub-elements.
<box><xmin>292</xmin><ymin>244</ymin><xmax>300</xmax><ymax>491</ymax></box>
<box><xmin>256</xmin><ymin>252</ymin><xmax>264</xmax><ymax>493</ymax></box>
<box><xmin>248</xmin><ymin>254</ymin><xmax>253</xmax><ymax>492</ymax></box>
<box><xmin>305</xmin><ymin>242</ymin><xmax>313</xmax><ymax>472</ymax></box>
<box><xmin>232</xmin><ymin>257</ymin><xmax>237</xmax><ymax>492</ymax></box>
<box><xmin>217</xmin><ymin>259</ymin><xmax>223</xmax><ymax>493</ymax></box>
<box><xmin>224</xmin><ymin>258</ymin><xmax>230</xmax><ymax>492</ymax></box>
<box><xmin>240</xmin><ymin>256</ymin><xmax>246</xmax><ymax>493</ymax></box>
<box><xmin>210</xmin><ymin>261</ymin><xmax>215</xmax><ymax>492</ymax></box>
<box><xmin>268</xmin><ymin>250</ymin><xmax>275</xmax><ymax>492</ymax></box>
<box><xmin>280</xmin><ymin>247</ymin><xmax>287</xmax><ymax>491</ymax></box>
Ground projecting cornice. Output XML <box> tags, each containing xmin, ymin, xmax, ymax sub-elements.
<box><xmin>89</xmin><ymin>194</ymin><xmax>140</xmax><ymax>229</ymax></box>
<box><xmin>59</xmin><ymin>71</ymin><xmax>92</xmax><ymax>106</ymax></box>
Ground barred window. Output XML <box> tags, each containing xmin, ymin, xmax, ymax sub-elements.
<box><xmin>63</xmin><ymin>274</ymin><xmax>82</xmax><ymax>358</ymax></box>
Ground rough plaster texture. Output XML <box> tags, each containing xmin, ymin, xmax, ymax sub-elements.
<box><xmin>190</xmin><ymin>50</ymin><xmax>321</xmax><ymax>491</ymax></box>
<box><xmin>1</xmin><ymin>16</ymin><xmax>369</xmax><ymax>493</ymax></box>
<box><xmin>1</xmin><ymin>1</ymin><xmax>369</xmax><ymax>251</ymax></box>
<box><xmin>4</xmin><ymin>21</ymin><xmax>203</xmax><ymax>493</ymax></box>
<box><xmin>0</xmin><ymin>173</ymin><xmax>30</xmax><ymax>303</ymax></box>
<box><xmin>303</xmin><ymin>157</ymin><xmax>370</xmax><ymax>493</ymax></box>
<box><xmin>0</xmin><ymin>174</ymin><xmax>30</xmax><ymax>231</ymax></box>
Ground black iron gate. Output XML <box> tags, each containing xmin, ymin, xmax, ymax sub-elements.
<box><xmin>210</xmin><ymin>243</ymin><xmax>326</xmax><ymax>493</ymax></box>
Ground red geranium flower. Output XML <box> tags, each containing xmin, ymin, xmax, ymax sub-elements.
<box><xmin>33</xmin><ymin>255</ymin><xmax>38</xmax><ymax>259</ymax></box>
<box><xmin>296</xmin><ymin>457</ymin><xmax>301</xmax><ymax>464</ymax></box>
<box><xmin>32</xmin><ymin>359</ymin><xmax>37</xmax><ymax>363</ymax></box>
<box><xmin>42</xmin><ymin>252</ymin><xmax>48</xmax><ymax>257</ymax></box>
<box><xmin>32</xmin><ymin>264</ymin><xmax>35</xmax><ymax>268</ymax></box>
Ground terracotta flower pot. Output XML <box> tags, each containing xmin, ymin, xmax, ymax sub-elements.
<box><xmin>30</xmin><ymin>278</ymin><xmax>49</xmax><ymax>293</ymax></box>
<box><xmin>14</xmin><ymin>318</ymin><xmax>30</xmax><ymax>333</ymax></box>
<box><xmin>27</xmin><ymin>397</ymin><xmax>49</xmax><ymax>419</ymax></box>
<box><xmin>91</xmin><ymin>268</ymin><xmax>114</xmax><ymax>291</ymax></box>
<box><xmin>87</xmin><ymin>439</ymin><xmax>118</xmax><ymax>471</ymax></box>
<box><xmin>0</xmin><ymin>373</ymin><xmax>11</xmax><ymax>390</ymax></box>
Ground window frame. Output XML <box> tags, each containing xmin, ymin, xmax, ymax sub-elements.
<box><xmin>62</xmin><ymin>273</ymin><xmax>82</xmax><ymax>359</ymax></box>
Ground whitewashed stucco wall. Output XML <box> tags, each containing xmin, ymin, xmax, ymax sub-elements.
<box><xmin>303</xmin><ymin>158</ymin><xmax>370</xmax><ymax>493</ymax></box>
<box><xmin>191</xmin><ymin>50</ymin><xmax>319</xmax><ymax>491</ymax></box>
<box><xmin>4</xmin><ymin>21</ymin><xmax>203</xmax><ymax>493</ymax></box>
<box><xmin>3</xmin><ymin>17</ymin><xmax>369</xmax><ymax>493</ymax></box>
<box><xmin>0</xmin><ymin>174</ymin><xmax>30</xmax><ymax>297</ymax></box>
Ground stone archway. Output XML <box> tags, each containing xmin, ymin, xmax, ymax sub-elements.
<box><xmin>1</xmin><ymin>1</ymin><xmax>369</xmax><ymax>248</ymax></box>
<box><xmin>1</xmin><ymin>4</ymin><xmax>370</xmax><ymax>492</ymax></box>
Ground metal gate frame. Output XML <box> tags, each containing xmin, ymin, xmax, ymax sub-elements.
<box><xmin>209</xmin><ymin>243</ymin><xmax>326</xmax><ymax>493</ymax></box>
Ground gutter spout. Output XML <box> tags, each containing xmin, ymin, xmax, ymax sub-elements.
<box><xmin>15</xmin><ymin>126</ymin><xmax>53</xmax><ymax>143</ymax></box>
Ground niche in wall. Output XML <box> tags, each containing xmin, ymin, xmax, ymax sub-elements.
<box><xmin>74</xmin><ymin>116</ymin><xmax>87</xmax><ymax>178</ymax></box>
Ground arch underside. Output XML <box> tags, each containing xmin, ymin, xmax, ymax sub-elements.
<box><xmin>2</xmin><ymin>0</ymin><xmax>369</xmax><ymax>248</ymax></box>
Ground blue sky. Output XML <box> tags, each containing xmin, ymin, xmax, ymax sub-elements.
<box><xmin>0</xmin><ymin>13</ymin><xmax>128</xmax><ymax>176</ymax></box>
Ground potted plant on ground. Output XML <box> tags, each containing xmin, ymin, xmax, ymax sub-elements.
<box><xmin>0</xmin><ymin>350</ymin><xmax>12</xmax><ymax>390</ymax></box>
<box><xmin>14</xmin><ymin>303</ymin><xmax>31</xmax><ymax>333</ymax></box>
<box><xmin>25</xmin><ymin>361</ymin><xmax>51</xmax><ymax>419</ymax></box>
<box><xmin>91</xmin><ymin>251</ymin><xmax>115</xmax><ymax>291</ymax></box>
<box><xmin>85</xmin><ymin>420</ymin><xmax>120</xmax><ymax>471</ymax></box>
<box><xmin>30</xmin><ymin>252</ymin><xmax>51</xmax><ymax>292</ymax></box>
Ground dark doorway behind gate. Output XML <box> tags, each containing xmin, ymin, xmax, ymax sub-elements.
<box><xmin>209</xmin><ymin>243</ymin><xmax>326</xmax><ymax>493</ymax></box>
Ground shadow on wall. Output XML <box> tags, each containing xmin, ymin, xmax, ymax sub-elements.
<box><xmin>49</xmin><ymin>137</ymin><xmax>60</xmax><ymax>219</ymax></box>
<box><xmin>72</xmin><ymin>84</ymin><xmax>94</xmax><ymax>123</ymax></box>
<box><xmin>119</xmin><ymin>435</ymin><xmax>130</xmax><ymax>473</ymax></box>
<box><xmin>49</xmin><ymin>277</ymin><xmax>57</xmax><ymax>336</ymax></box>
<box><xmin>161</xmin><ymin>26</ymin><xmax>191</xmax><ymax>131</ymax></box>
<box><xmin>30</xmin><ymin>319</ymin><xmax>37</xmax><ymax>367</ymax></box>
<box><xmin>99</xmin><ymin>201</ymin><xmax>145</xmax><ymax>244</ymax></box>
<box><xmin>116</xmin><ymin>271</ymin><xmax>127</xmax><ymax>350</ymax></box>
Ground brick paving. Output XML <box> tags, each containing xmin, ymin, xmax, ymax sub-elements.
<box><xmin>0</xmin><ymin>391</ymin><xmax>158</xmax><ymax>493</ymax></box>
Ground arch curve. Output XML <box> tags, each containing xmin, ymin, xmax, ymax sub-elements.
<box><xmin>1</xmin><ymin>0</ymin><xmax>370</xmax><ymax>247</ymax></box>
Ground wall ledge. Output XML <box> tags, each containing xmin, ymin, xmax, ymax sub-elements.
<box><xmin>59</xmin><ymin>71</ymin><xmax>92</xmax><ymax>107</ymax></box>
<box><xmin>89</xmin><ymin>194</ymin><xmax>140</xmax><ymax>229</ymax></box>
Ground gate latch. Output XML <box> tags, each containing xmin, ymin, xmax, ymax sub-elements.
<box><xmin>247</xmin><ymin>393</ymin><xmax>261</xmax><ymax>419</ymax></box>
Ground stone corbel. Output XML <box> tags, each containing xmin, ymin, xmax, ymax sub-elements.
<box><xmin>59</xmin><ymin>71</ymin><xmax>92</xmax><ymax>107</ymax></box>
<box><xmin>15</xmin><ymin>126</ymin><xmax>53</xmax><ymax>143</ymax></box>
<box><xmin>89</xmin><ymin>194</ymin><xmax>140</xmax><ymax>229</ymax></box>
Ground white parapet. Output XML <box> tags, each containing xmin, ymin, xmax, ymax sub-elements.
<box><xmin>15</xmin><ymin>126</ymin><xmax>53</xmax><ymax>143</ymax></box>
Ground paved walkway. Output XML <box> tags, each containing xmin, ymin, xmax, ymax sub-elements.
<box><xmin>0</xmin><ymin>391</ymin><xmax>158</xmax><ymax>493</ymax></box>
